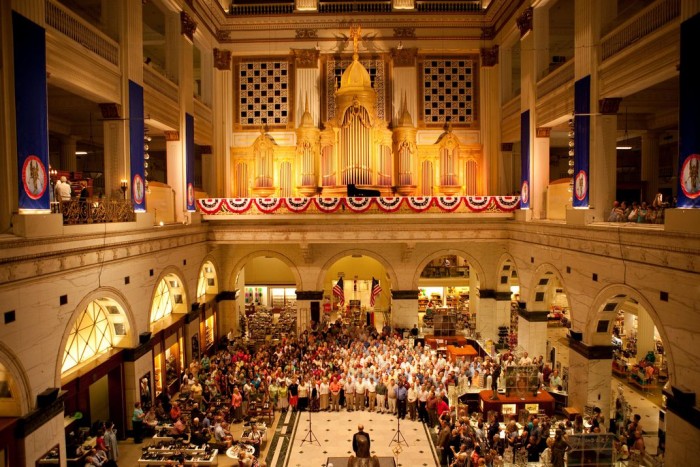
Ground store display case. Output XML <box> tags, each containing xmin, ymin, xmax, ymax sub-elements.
<box><xmin>138</xmin><ymin>445</ymin><xmax>218</xmax><ymax>466</ymax></box>
<box><xmin>566</xmin><ymin>433</ymin><xmax>616</xmax><ymax>466</ymax></box>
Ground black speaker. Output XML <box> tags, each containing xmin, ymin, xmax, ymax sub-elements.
<box><xmin>569</xmin><ymin>330</ymin><xmax>583</xmax><ymax>341</ymax></box>
<box><xmin>37</xmin><ymin>387</ymin><xmax>59</xmax><ymax>408</ymax></box>
<box><xmin>139</xmin><ymin>332</ymin><xmax>152</xmax><ymax>344</ymax></box>
<box><xmin>310</xmin><ymin>302</ymin><xmax>320</xmax><ymax>324</ymax></box>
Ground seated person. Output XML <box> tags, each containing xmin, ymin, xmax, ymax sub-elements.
<box><xmin>169</xmin><ymin>417</ymin><xmax>188</xmax><ymax>439</ymax></box>
<box><xmin>247</xmin><ymin>422</ymin><xmax>263</xmax><ymax>456</ymax></box>
<box><xmin>213</xmin><ymin>419</ymin><xmax>233</xmax><ymax>448</ymax></box>
<box><xmin>84</xmin><ymin>448</ymin><xmax>107</xmax><ymax>467</ymax></box>
<box><xmin>237</xmin><ymin>451</ymin><xmax>254</xmax><ymax>467</ymax></box>
<box><xmin>143</xmin><ymin>407</ymin><xmax>158</xmax><ymax>433</ymax></box>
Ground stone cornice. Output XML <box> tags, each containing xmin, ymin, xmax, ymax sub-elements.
<box><xmin>392</xmin><ymin>290</ymin><xmax>419</xmax><ymax>300</ymax></box>
<box><xmin>567</xmin><ymin>339</ymin><xmax>614</xmax><ymax>360</ymax></box>
<box><xmin>296</xmin><ymin>290</ymin><xmax>324</xmax><ymax>300</ymax></box>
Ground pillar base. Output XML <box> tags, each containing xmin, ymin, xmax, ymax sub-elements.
<box><xmin>12</xmin><ymin>212</ymin><xmax>63</xmax><ymax>237</ymax></box>
<box><xmin>514</xmin><ymin>209</ymin><xmax>532</xmax><ymax>221</ymax></box>
<box><xmin>566</xmin><ymin>207</ymin><xmax>597</xmax><ymax>225</ymax></box>
<box><xmin>665</xmin><ymin>208</ymin><xmax>700</xmax><ymax>234</ymax></box>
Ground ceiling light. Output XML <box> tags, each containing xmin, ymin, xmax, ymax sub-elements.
<box><xmin>75</xmin><ymin>151</ymin><xmax>88</xmax><ymax>155</ymax></box>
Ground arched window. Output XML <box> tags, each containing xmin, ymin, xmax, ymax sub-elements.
<box><xmin>62</xmin><ymin>299</ymin><xmax>128</xmax><ymax>374</ymax></box>
<box><xmin>0</xmin><ymin>362</ymin><xmax>21</xmax><ymax>416</ymax></box>
<box><xmin>150</xmin><ymin>275</ymin><xmax>186</xmax><ymax>324</ymax></box>
<box><xmin>197</xmin><ymin>261</ymin><xmax>218</xmax><ymax>301</ymax></box>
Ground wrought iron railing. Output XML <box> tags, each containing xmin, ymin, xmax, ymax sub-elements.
<box><xmin>601</xmin><ymin>0</ymin><xmax>680</xmax><ymax>61</ymax></box>
<box><xmin>54</xmin><ymin>199</ymin><xmax>136</xmax><ymax>225</ymax></box>
<box><xmin>229</xmin><ymin>3</ymin><xmax>294</xmax><ymax>15</ymax></box>
<box><xmin>416</xmin><ymin>0</ymin><xmax>483</xmax><ymax>12</ymax></box>
<box><xmin>318</xmin><ymin>1</ymin><xmax>391</xmax><ymax>13</ymax></box>
<box><xmin>45</xmin><ymin>0</ymin><xmax>119</xmax><ymax>66</ymax></box>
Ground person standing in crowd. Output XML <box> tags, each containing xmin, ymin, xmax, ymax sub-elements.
<box><xmin>132</xmin><ymin>402</ymin><xmax>145</xmax><ymax>444</ymax></box>
<box><xmin>387</xmin><ymin>378</ymin><xmax>397</xmax><ymax>415</ymax></box>
<box><xmin>103</xmin><ymin>421</ymin><xmax>118</xmax><ymax>461</ymax></box>
<box><xmin>375</xmin><ymin>377</ymin><xmax>387</xmax><ymax>413</ymax></box>
<box><xmin>396</xmin><ymin>379</ymin><xmax>408</xmax><ymax>419</ymax></box>
<box><xmin>330</xmin><ymin>376</ymin><xmax>341</xmax><ymax>411</ymax></box>
<box><xmin>366</xmin><ymin>376</ymin><xmax>376</xmax><ymax>412</ymax></box>
<box><xmin>344</xmin><ymin>376</ymin><xmax>355</xmax><ymax>412</ymax></box>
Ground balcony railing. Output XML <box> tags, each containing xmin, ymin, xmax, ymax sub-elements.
<box><xmin>319</xmin><ymin>1</ymin><xmax>391</xmax><ymax>13</ymax></box>
<box><xmin>415</xmin><ymin>1</ymin><xmax>483</xmax><ymax>12</ymax></box>
<box><xmin>601</xmin><ymin>0</ymin><xmax>680</xmax><ymax>61</ymax></box>
<box><xmin>537</xmin><ymin>60</ymin><xmax>574</xmax><ymax>99</ymax></box>
<box><xmin>54</xmin><ymin>199</ymin><xmax>136</xmax><ymax>225</ymax></box>
<box><xmin>45</xmin><ymin>0</ymin><xmax>119</xmax><ymax>66</ymax></box>
<box><xmin>229</xmin><ymin>3</ymin><xmax>294</xmax><ymax>15</ymax></box>
<box><xmin>144</xmin><ymin>66</ymin><xmax>179</xmax><ymax>103</ymax></box>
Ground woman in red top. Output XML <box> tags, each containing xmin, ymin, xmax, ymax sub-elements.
<box><xmin>169</xmin><ymin>402</ymin><xmax>181</xmax><ymax>422</ymax></box>
<box><xmin>231</xmin><ymin>386</ymin><xmax>243</xmax><ymax>422</ymax></box>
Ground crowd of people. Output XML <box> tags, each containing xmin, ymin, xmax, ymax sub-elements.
<box><xmin>118</xmin><ymin>318</ymin><xmax>648</xmax><ymax>466</ymax></box>
<box><xmin>607</xmin><ymin>194</ymin><xmax>673</xmax><ymax>224</ymax></box>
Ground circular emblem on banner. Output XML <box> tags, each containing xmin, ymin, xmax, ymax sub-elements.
<box><xmin>680</xmin><ymin>153</ymin><xmax>700</xmax><ymax>199</ymax></box>
<box><xmin>187</xmin><ymin>183</ymin><xmax>195</xmax><ymax>207</ymax></box>
<box><xmin>521</xmin><ymin>180</ymin><xmax>529</xmax><ymax>205</ymax></box>
<box><xmin>22</xmin><ymin>155</ymin><xmax>48</xmax><ymax>200</ymax></box>
<box><xmin>574</xmin><ymin>170</ymin><xmax>588</xmax><ymax>201</ymax></box>
<box><xmin>133</xmin><ymin>174</ymin><xmax>145</xmax><ymax>204</ymax></box>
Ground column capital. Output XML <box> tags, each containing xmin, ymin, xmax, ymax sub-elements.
<box><xmin>480</xmin><ymin>45</ymin><xmax>499</xmax><ymax>67</ymax></box>
<box><xmin>392</xmin><ymin>289</ymin><xmax>419</xmax><ymax>300</ymax></box>
<box><xmin>390</xmin><ymin>47</ymin><xmax>418</xmax><ymax>67</ymax></box>
<box><xmin>480</xmin><ymin>26</ymin><xmax>495</xmax><ymax>40</ymax></box>
<box><xmin>517</xmin><ymin>7</ymin><xmax>533</xmax><ymax>38</ymax></box>
<box><xmin>292</xmin><ymin>48</ymin><xmax>320</xmax><ymax>69</ymax></box>
<box><xmin>180</xmin><ymin>11</ymin><xmax>197</xmax><ymax>42</ymax></box>
<box><xmin>296</xmin><ymin>290</ymin><xmax>324</xmax><ymax>300</ymax></box>
<box><xmin>598</xmin><ymin>97</ymin><xmax>622</xmax><ymax>115</ymax></box>
<box><xmin>164</xmin><ymin>131</ymin><xmax>180</xmax><ymax>141</ymax></box>
<box><xmin>213</xmin><ymin>48</ymin><xmax>231</xmax><ymax>71</ymax></box>
<box><xmin>536</xmin><ymin>127</ymin><xmax>551</xmax><ymax>138</ymax></box>
<box><xmin>568</xmin><ymin>338</ymin><xmax>614</xmax><ymax>359</ymax></box>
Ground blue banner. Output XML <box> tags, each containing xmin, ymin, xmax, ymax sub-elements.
<box><xmin>128</xmin><ymin>80</ymin><xmax>146</xmax><ymax>211</ymax></box>
<box><xmin>678</xmin><ymin>13</ymin><xmax>700</xmax><ymax>207</ymax></box>
<box><xmin>573</xmin><ymin>75</ymin><xmax>590</xmax><ymax>207</ymax></box>
<box><xmin>520</xmin><ymin>110</ymin><xmax>530</xmax><ymax>208</ymax></box>
<box><xmin>186</xmin><ymin>113</ymin><xmax>195</xmax><ymax>211</ymax></box>
<box><xmin>13</xmin><ymin>12</ymin><xmax>50</xmax><ymax>211</ymax></box>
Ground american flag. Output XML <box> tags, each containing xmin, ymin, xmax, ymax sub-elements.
<box><xmin>370</xmin><ymin>277</ymin><xmax>381</xmax><ymax>307</ymax></box>
<box><xmin>332</xmin><ymin>277</ymin><xmax>344</xmax><ymax>306</ymax></box>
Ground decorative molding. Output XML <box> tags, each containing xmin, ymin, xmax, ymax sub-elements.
<box><xmin>292</xmin><ymin>48</ymin><xmax>320</xmax><ymax>69</ymax></box>
<box><xmin>164</xmin><ymin>131</ymin><xmax>180</xmax><ymax>141</ymax></box>
<box><xmin>213</xmin><ymin>48</ymin><xmax>231</xmax><ymax>71</ymax></box>
<box><xmin>393</xmin><ymin>27</ymin><xmax>416</xmax><ymax>38</ymax></box>
<box><xmin>481</xmin><ymin>26</ymin><xmax>495</xmax><ymax>40</ymax></box>
<box><xmin>98</xmin><ymin>103</ymin><xmax>122</xmax><ymax>119</ymax></box>
<box><xmin>501</xmin><ymin>142</ymin><xmax>514</xmax><ymax>151</ymax></box>
<box><xmin>663</xmin><ymin>386</ymin><xmax>700</xmax><ymax>429</ymax></box>
<box><xmin>15</xmin><ymin>392</ymin><xmax>65</xmax><ymax>438</ymax></box>
<box><xmin>598</xmin><ymin>97</ymin><xmax>623</xmax><ymax>115</ymax></box>
<box><xmin>296</xmin><ymin>290</ymin><xmax>324</xmax><ymax>300</ymax></box>
<box><xmin>180</xmin><ymin>11</ymin><xmax>197</xmax><ymax>42</ymax></box>
<box><xmin>480</xmin><ymin>45</ymin><xmax>499</xmax><ymax>67</ymax></box>
<box><xmin>536</xmin><ymin>127</ymin><xmax>552</xmax><ymax>138</ymax></box>
<box><xmin>568</xmin><ymin>338</ymin><xmax>615</xmax><ymax>360</ymax></box>
<box><xmin>517</xmin><ymin>309</ymin><xmax>549</xmax><ymax>322</ymax></box>
<box><xmin>516</xmin><ymin>7</ymin><xmax>533</xmax><ymax>38</ymax></box>
<box><xmin>216</xmin><ymin>290</ymin><xmax>238</xmax><ymax>301</ymax></box>
<box><xmin>392</xmin><ymin>289</ymin><xmax>419</xmax><ymax>300</ymax></box>
<box><xmin>390</xmin><ymin>47</ymin><xmax>417</xmax><ymax>67</ymax></box>
<box><xmin>217</xmin><ymin>30</ymin><xmax>232</xmax><ymax>42</ymax></box>
<box><xmin>295</xmin><ymin>28</ymin><xmax>318</xmax><ymax>39</ymax></box>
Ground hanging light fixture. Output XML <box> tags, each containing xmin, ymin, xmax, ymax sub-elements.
<box><xmin>617</xmin><ymin>107</ymin><xmax>632</xmax><ymax>150</ymax></box>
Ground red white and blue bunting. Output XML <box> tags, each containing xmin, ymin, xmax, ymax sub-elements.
<box><xmin>405</xmin><ymin>197</ymin><xmax>433</xmax><ymax>212</ymax></box>
<box><xmin>196</xmin><ymin>196</ymin><xmax>520</xmax><ymax>216</ymax></box>
<box><xmin>224</xmin><ymin>198</ymin><xmax>253</xmax><ymax>213</ymax></box>
<box><xmin>433</xmin><ymin>196</ymin><xmax>463</xmax><ymax>212</ymax></box>
<box><xmin>375</xmin><ymin>197</ymin><xmax>404</xmax><ymax>212</ymax></box>
<box><xmin>254</xmin><ymin>197</ymin><xmax>282</xmax><ymax>213</ymax></box>
<box><xmin>313</xmin><ymin>197</ymin><xmax>343</xmax><ymax>213</ymax></box>
<box><xmin>284</xmin><ymin>197</ymin><xmax>312</xmax><ymax>212</ymax></box>
<box><xmin>345</xmin><ymin>197</ymin><xmax>373</xmax><ymax>213</ymax></box>
<box><xmin>464</xmin><ymin>196</ymin><xmax>492</xmax><ymax>212</ymax></box>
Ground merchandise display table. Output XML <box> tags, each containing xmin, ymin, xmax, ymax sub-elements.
<box><xmin>226</xmin><ymin>444</ymin><xmax>255</xmax><ymax>459</ymax></box>
<box><xmin>424</xmin><ymin>335</ymin><xmax>467</xmax><ymax>349</ymax></box>
<box><xmin>478</xmin><ymin>390</ymin><xmax>555</xmax><ymax>421</ymax></box>
<box><xmin>446</xmin><ymin>344</ymin><xmax>478</xmax><ymax>363</ymax></box>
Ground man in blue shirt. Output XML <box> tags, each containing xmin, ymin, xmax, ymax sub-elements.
<box><xmin>396</xmin><ymin>381</ymin><xmax>408</xmax><ymax>419</ymax></box>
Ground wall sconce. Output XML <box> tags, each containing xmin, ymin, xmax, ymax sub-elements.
<box><xmin>120</xmin><ymin>179</ymin><xmax>128</xmax><ymax>200</ymax></box>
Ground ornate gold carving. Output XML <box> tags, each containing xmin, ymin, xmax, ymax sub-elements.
<box><xmin>480</xmin><ymin>45</ymin><xmax>499</xmax><ymax>67</ymax></box>
<box><xmin>516</xmin><ymin>7</ymin><xmax>533</xmax><ymax>37</ymax></box>
<box><xmin>217</xmin><ymin>30</ymin><xmax>232</xmax><ymax>42</ymax></box>
<box><xmin>213</xmin><ymin>48</ymin><xmax>231</xmax><ymax>71</ymax></box>
<box><xmin>164</xmin><ymin>131</ymin><xmax>180</xmax><ymax>141</ymax></box>
<box><xmin>599</xmin><ymin>97</ymin><xmax>623</xmax><ymax>115</ymax></box>
<box><xmin>292</xmin><ymin>49</ymin><xmax>320</xmax><ymax>69</ymax></box>
<box><xmin>98</xmin><ymin>103</ymin><xmax>122</xmax><ymax>119</ymax></box>
<box><xmin>295</xmin><ymin>28</ymin><xmax>318</xmax><ymax>39</ymax></box>
<box><xmin>393</xmin><ymin>27</ymin><xmax>416</xmax><ymax>39</ymax></box>
<box><xmin>536</xmin><ymin>127</ymin><xmax>552</xmax><ymax>138</ymax></box>
<box><xmin>481</xmin><ymin>26</ymin><xmax>495</xmax><ymax>40</ymax></box>
<box><xmin>390</xmin><ymin>47</ymin><xmax>417</xmax><ymax>67</ymax></box>
<box><xmin>180</xmin><ymin>11</ymin><xmax>197</xmax><ymax>41</ymax></box>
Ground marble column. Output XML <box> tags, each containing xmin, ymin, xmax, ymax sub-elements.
<box><xmin>391</xmin><ymin>290</ymin><xmax>419</xmax><ymax>330</ymax></box>
<box><xmin>212</xmin><ymin>50</ymin><xmax>233</xmax><ymax>197</ymax></box>
<box><xmin>215</xmin><ymin>290</ymin><xmax>239</xmax><ymax>336</ymax></box>
<box><xmin>479</xmin><ymin>46</ymin><xmax>501</xmax><ymax>194</ymax></box>
<box><xmin>476</xmin><ymin>291</ymin><xmax>496</xmax><ymax>342</ymax></box>
<box><xmin>60</xmin><ymin>136</ymin><xmax>78</xmax><ymax>173</ymax></box>
<box><xmin>533</xmin><ymin>127</ymin><xmax>551</xmax><ymax>219</ymax></box>
<box><xmin>517</xmin><ymin>307</ymin><xmax>548</xmax><ymax>358</ymax></box>
<box><xmin>102</xmin><ymin>120</ymin><xmax>127</xmax><ymax>199</ymax></box>
<box><xmin>641</xmin><ymin>131</ymin><xmax>660</xmax><ymax>202</ymax></box>
<box><xmin>567</xmin><ymin>338</ymin><xmax>613</xmax><ymax>419</ymax></box>
<box><xmin>636</xmin><ymin>307</ymin><xmax>656</xmax><ymax>361</ymax></box>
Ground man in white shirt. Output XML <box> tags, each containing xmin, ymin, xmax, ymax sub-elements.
<box><xmin>519</xmin><ymin>352</ymin><xmax>533</xmax><ymax>366</ymax></box>
<box><xmin>365</xmin><ymin>377</ymin><xmax>377</xmax><ymax>412</ymax></box>
<box><xmin>344</xmin><ymin>377</ymin><xmax>355</xmax><ymax>412</ymax></box>
<box><xmin>355</xmin><ymin>377</ymin><xmax>366</xmax><ymax>411</ymax></box>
